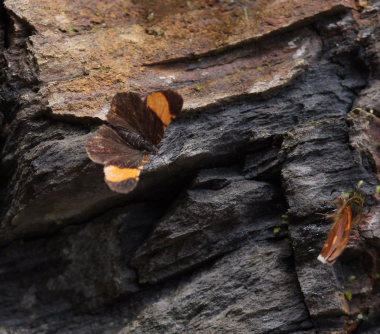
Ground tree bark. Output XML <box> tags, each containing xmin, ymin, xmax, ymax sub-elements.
<box><xmin>0</xmin><ymin>0</ymin><xmax>379</xmax><ymax>333</ymax></box>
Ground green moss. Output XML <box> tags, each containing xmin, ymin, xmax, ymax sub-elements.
<box><xmin>357</xmin><ymin>180</ymin><xmax>364</xmax><ymax>188</ymax></box>
<box><xmin>342</xmin><ymin>192</ymin><xmax>351</xmax><ymax>198</ymax></box>
<box><xmin>67</xmin><ymin>27</ymin><xmax>79</xmax><ymax>34</ymax></box>
<box><xmin>344</xmin><ymin>290</ymin><xmax>353</xmax><ymax>301</ymax></box>
<box><xmin>281</xmin><ymin>214</ymin><xmax>289</xmax><ymax>225</ymax></box>
<box><xmin>348</xmin><ymin>275</ymin><xmax>357</xmax><ymax>282</ymax></box>
<box><xmin>273</xmin><ymin>227</ymin><xmax>281</xmax><ymax>234</ymax></box>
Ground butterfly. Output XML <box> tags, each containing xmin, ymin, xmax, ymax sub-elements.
<box><xmin>86</xmin><ymin>90</ymin><xmax>183</xmax><ymax>193</ymax></box>
<box><xmin>317</xmin><ymin>187</ymin><xmax>365</xmax><ymax>265</ymax></box>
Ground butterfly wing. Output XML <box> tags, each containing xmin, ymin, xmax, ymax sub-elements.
<box><xmin>107</xmin><ymin>90</ymin><xmax>183</xmax><ymax>145</ymax></box>
<box><xmin>145</xmin><ymin>90</ymin><xmax>183</xmax><ymax>127</ymax></box>
<box><xmin>106</xmin><ymin>92</ymin><xmax>146</xmax><ymax>134</ymax></box>
<box><xmin>103</xmin><ymin>164</ymin><xmax>148</xmax><ymax>194</ymax></box>
<box><xmin>87</xmin><ymin>90</ymin><xmax>182</xmax><ymax>193</ymax></box>
<box><xmin>86</xmin><ymin>125</ymin><xmax>147</xmax><ymax>167</ymax></box>
<box><xmin>86</xmin><ymin>125</ymin><xmax>150</xmax><ymax>193</ymax></box>
<box><xmin>318</xmin><ymin>204</ymin><xmax>353</xmax><ymax>265</ymax></box>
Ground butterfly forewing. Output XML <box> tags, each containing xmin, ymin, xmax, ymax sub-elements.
<box><xmin>146</xmin><ymin>90</ymin><xmax>183</xmax><ymax>128</ymax></box>
<box><xmin>107</xmin><ymin>92</ymin><xmax>147</xmax><ymax>134</ymax></box>
<box><xmin>108</xmin><ymin>90</ymin><xmax>183</xmax><ymax>145</ymax></box>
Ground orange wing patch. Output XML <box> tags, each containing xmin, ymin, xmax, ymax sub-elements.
<box><xmin>147</xmin><ymin>92</ymin><xmax>173</xmax><ymax>127</ymax></box>
<box><xmin>104</xmin><ymin>165</ymin><xmax>141</xmax><ymax>183</ymax></box>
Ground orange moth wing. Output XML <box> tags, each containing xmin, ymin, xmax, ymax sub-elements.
<box><xmin>317</xmin><ymin>203</ymin><xmax>352</xmax><ymax>265</ymax></box>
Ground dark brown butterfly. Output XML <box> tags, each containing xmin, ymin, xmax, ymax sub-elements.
<box><xmin>86</xmin><ymin>90</ymin><xmax>183</xmax><ymax>193</ymax></box>
<box><xmin>317</xmin><ymin>188</ymin><xmax>365</xmax><ymax>265</ymax></box>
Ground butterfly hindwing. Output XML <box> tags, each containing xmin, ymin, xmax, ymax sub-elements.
<box><xmin>86</xmin><ymin>125</ymin><xmax>147</xmax><ymax>168</ymax></box>
<box><xmin>86</xmin><ymin>125</ymin><xmax>151</xmax><ymax>193</ymax></box>
<box><xmin>103</xmin><ymin>165</ymin><xmax>145</xmax><ymax>193</ymax></box>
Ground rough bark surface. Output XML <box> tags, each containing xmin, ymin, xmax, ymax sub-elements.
<box><xmin>0</xmin><ymin>0</ymin><xmax>380</xmax><ymax>333</ymax></box>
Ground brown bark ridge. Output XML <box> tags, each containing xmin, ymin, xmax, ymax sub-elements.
<box><xmin>0</xmin><ymin>0</ymin><xmax>379</xmax><ymax>333</ymax></box>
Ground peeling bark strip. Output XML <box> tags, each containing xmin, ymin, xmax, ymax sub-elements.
<box><xmin>1</xmin><ymin>0</ymin><xmax>380</xmax><ymax>333</ymax></box>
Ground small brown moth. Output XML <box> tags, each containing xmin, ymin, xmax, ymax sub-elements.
<box><xmin>317</xmin><ymin>185</ymin><xmax>365</xmax><ymax>265</ymax></box>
